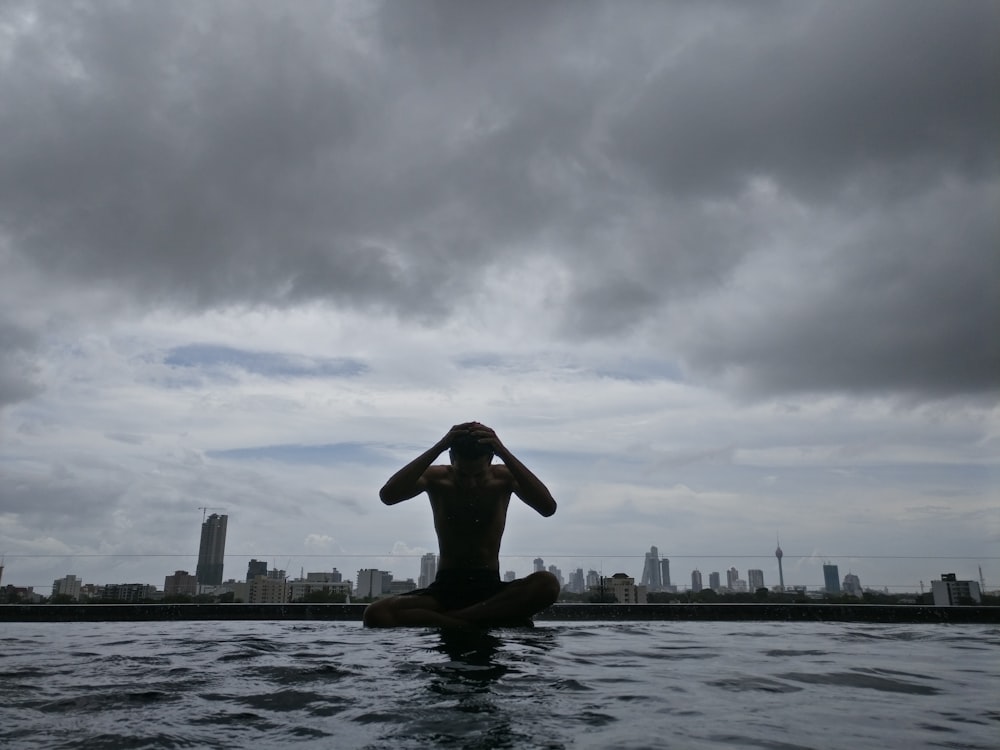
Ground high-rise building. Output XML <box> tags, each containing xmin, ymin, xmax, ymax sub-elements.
<box><xmin>504</xmin><ymin>570</ymin><xmax>517</xmax><ymax>582</ymax></box>
<box><xmin>246</xmin><ymin>559</ymin><xmax>267</xmax><ymax>583</ymax></box>
<box><xmin>548</xmin><ymin>565</ymin><xmax>564</xmax><ymax>588</ymax></box>
<box><xmin>249</xmin><ymin>576</ymin><xmax>288</xmax><ymax>603</ymax></box>
<box><xmin>747</xmin><ymin>569</ymin><xmax>765</xmax><ymax>591</ymax></box>
<box><xmin>660</xmin><ymin>558</ymin><xmax>671</xmax><ymax>590</ymax></box>
<box><xmin>533</xmin><ymin>557</ymin><xmax>545</xmax><ymax>572</ymax></box>
<box><xmin>931</xmin><ymin>573</ymin><xmax>982</xmax><ymax>606</ymax></box>
<box><xmin>601</xmin><ymin>573</ymin><xmax>647</xmax><ymax>604</ymax></box>
<box><xmin>775</xmin><ymin>540</ymin><xmax>785</xmax><ymax>591</ymax></box>
<box><xmin>726</xmin><ymin>567</ymin><xmax>739</xmax><ymax>590</ymax></box>
<box><xmin>641</xmin><ymin>546</ymin><xmax>663</xmax><ymax>591</ymax></box>
<box><xmin>52</xmin><ymin>574</ymin><xmax>82</xmax><ymax>601</ymax></box>
<box><xmin>419</xmin><ymin>553</ymin><xmax>438</xmax><ymax>588</ymax></box>
<box><xmin>842</xmin><ymin>573</ymin><xmax>862</xmax><ymax>597</ymax></box>
<box><xmin>164</xmin><ymin>570</ymin><xmax>198</xmax><ymax>597</ymax></box>
<box><xmin>709</xmin><ymin>571</ymin><xmax>721</xmax><ymax>592</ymax></box>
<box><xmin>356</xmin><ymin>569</ymin><xmax>393</xmax><ymax>599</ymax></box>
<box><xmin>196</xmin><ymin>513</ymin><xmax>228</xmax><ymax>587</ymax></box>
<box><xmin>569</xmin><ymin>568</ymin><xmax>585</xmax><ymax>593</ymax></box>
<box><xmin>691</xmin><ymin>569</ymin><xmax>703</xmax><ymax>593</ymax></box>
<box><xmin>823</xmin><ymin>563</ymin><xmax>841</xmax><ymax>594</ymax></box>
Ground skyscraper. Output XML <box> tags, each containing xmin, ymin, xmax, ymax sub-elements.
<box><xmin>419</xmin><ymin>553</ymin><xmax>438</xmax><ymax>588</ymax></box>
<box><xmin>726</xmin><ymin>567</ymin><xmax>739</xmax><ymax>590</ymax></box>
<box><xmin>842</xmin><ymin>573</ymin><xmax>862</xmax><ymax>597</ymax></box>
<box><xmin>709</xmin><ymin>571</ymin><xmax>721</xmax><ymax>592</ymax></box>
<box><xmin>533</xmin><ymin>557</ymin><xmax>545</xmax><ymax>572</ymax></box>
<box><xmin>747</xmin><ymin>569</ymin><xmax>765</xmax><ymax>591</ymax></box>
<box><xmin>246</xmin><ymin>559</ymin><xmax>267</xmax><ymax>582</ymax></box>
<box><xmin>196</xmin><ymin>513</ymin><xmax>228</xmax><ymax>587</ymax></box>
<box><xmin>775</xmin><ymin>540</ymin><xmax>785</xmax><ymax>591</ymax></box>
<box><xmin>641</xmin><ymin>546</ymin><xmax>663</xmax><ymax>591</ymax></box>
<box><xmin>691</xmin><ymin>569</ymin><xmax>703</xmax><ymax>593</ymax></box>
<box><xmin>823</xmin><ymin>563</ymin><xmax>841</xmax><ymax>594</ymax></box>
<box><xmin>660</xmin><ymin>558</ymin><xmax>671</xmax><ymax>590</ymax></box>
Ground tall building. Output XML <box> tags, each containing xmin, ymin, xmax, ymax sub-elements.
<box><xmin>52</xmin><ymin>574</ymin><xmax>82</xmax><ymax>601</ymax></box>
<box><xmin>775</xmin><ymin>540</ymin><xmax>785</xmax><ymax>591</ymax></box>
<box><xmin>842</xmin><ymin>573</ymin><xmax>862</xmax><ymax>597</ymax></box>
<box><xmin>249</xmin><ymin>576</ymin><xmax>288</xmax><ymax>603</ymax></box>
<box><xmin>533</xmin><ymin>557</ymin><xmax>545</xmax><ymax>572</ymax></box>
<box><xmin>356</xmin><ymin>569</ymin><xmax>393</xmax><ymax>599</ymax></box>
<box><xmin>164</xmin><ymin>570</ymin><xmax>198</xmax><ymax>597</ymax></box>
<box><xmin>601</xmin><ymin>573</ymin><xmax>647</xmax><ymax>604</ymax></box>
<box><xmin>641</xmin><ymin>546</ymin><xmax>663</xmax><ymax>592</ymax></box>
<box><xmin>931</xmin><ymin>573</ymin><xmax>982</xmax><ymax>606</ymax></box>
<box><xmin>196</xmin><ymin>513</ymin><xmax>228</xmax><ymax>587</ymax></box>
<box><xmin>660</xmin><ymin>558</ymin><xmax>671</xmax><ymax>590</ymax></box>
<box><xmin>709</xmin><ymin>571</ymin><xmax>721</xmax><ymax>592</ymax></box>
<box><xmin>548</xmin><ymin>565</ymin><xmax>564</xmax><ymax>588</ymax></box>
<box><xmin>747</xmin><ymin>569</ymin><xmax>765</xmax><ymax>591</ymax></box>
<box><xmin>568</xmin><ymin>568</ymin><xmax>585</xmax><ymax>593</ymax></box>
<box><xmin>246</xmin><ymin>559</ymin><xmax>267</xmax><ymax>582</ymax></box>
<box><xmin>419</xmin><ymin>553</ymin><xmax>438</xmax><ymax>588</ymax></box>
<box><xmin>726</xmin><ymin>567</ymin><xmax>739</xmax><ymax>590</ymax></box>
<box><xmin>691</xmin><ymin>569</ymin><xmax>703</xmax><ymax>593</ymax></box>
<box><xmin>823</xmin><ymin>563</ymin><xmax>841</xmax><ymax>594</ymax></box>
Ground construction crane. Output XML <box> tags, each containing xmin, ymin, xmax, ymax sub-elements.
<box><xmin>197</xmin><ymin>506</ymin><xmax>226</xmax><ymax>523</ymax></box>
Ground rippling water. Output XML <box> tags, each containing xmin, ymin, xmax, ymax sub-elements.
<box><xmin>1</xmin><ymin>621</ymin><xmax>996</xmax><ymax>749</ymax></box>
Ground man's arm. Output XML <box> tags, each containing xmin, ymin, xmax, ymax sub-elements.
<box><xmin>470</xmin><ymin>423</ymin><xmax>557</xmax><ymax>517</ymax></box>
<box><xmin>378</xmin><ymin>425</ymin><xmax>465</xmax><ymax>505</ymax></box>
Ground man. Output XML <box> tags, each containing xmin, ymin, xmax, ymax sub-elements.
<box><xmin>363</xmin><ymin>422</ymin><xmax>559</xmax><ymax>627</ymax></box>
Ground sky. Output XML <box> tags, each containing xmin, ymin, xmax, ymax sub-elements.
<box><xmin>1</xmin><ymin>0</ymin><xmax>998</xmax><ymax>596</ymax></box>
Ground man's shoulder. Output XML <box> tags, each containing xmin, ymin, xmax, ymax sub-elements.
<box><xmin>423</xmin><ymin>464</ymin><xmax>452</xmax><ymax>482</ymax></box>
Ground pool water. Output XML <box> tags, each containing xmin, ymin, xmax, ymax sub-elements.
<box><xmin>1</xmin><ymin>621</ymin><xmax>996</xmax><ymax>748</ymax></box>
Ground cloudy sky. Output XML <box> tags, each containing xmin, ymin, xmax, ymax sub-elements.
<box><xmin>2</xmin><ymin>1</ymin><xmax>997</xmax><ymax>596</ymax></box>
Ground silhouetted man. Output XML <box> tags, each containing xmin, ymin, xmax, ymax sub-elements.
<box><xmin>363</xmin><ymin>422</ymin><xmax>559</xmax><ymax>627</ymax></box>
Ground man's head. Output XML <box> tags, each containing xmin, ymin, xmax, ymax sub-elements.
<box><xmin>449</xmin><ymin>431</ymin><xmax>494</xmax><ymax>464</ymax></box>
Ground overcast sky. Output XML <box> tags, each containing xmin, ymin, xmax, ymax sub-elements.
<box><xmin>1</xmin><ymin>0</ymin><xmax>997</xmax><ymax>596</ymax></box>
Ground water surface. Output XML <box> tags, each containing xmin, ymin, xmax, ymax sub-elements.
<box><xmin>1</xmin><ymin>621</ymin><xmax>996</xmax><ymax>748</ymax></box>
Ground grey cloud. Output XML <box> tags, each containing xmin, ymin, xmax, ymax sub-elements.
<box><xmin>680</xmin><ymin>182</ymin><xmax>1000</xmax><ymax>397</ymax></box>
<box><xmin>610</xmin><ymin>1</ymin><xmax>999</xmax><ymax>198</ymax></box>
<box><xmin>164</xmin><ymin>345</ymin><xmax>367</xmax><ymax>378</ymax></box>
<box><xmin>0</xmin><ymin>0</ymin><xmax>996</xmax><ymax>401</ymax></box>
<box><xmin>0</xmin><ymin>321</ymin><xmax>42</xmax><ymax>408</ymax></box>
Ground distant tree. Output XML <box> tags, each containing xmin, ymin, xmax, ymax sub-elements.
<box><xmin>556</xmin><ymin>591</ymin><xmax>591</xmax><ymax>602</ymax></box>
<box><xmin>587</xmin><ymin>592</ymin><xmax>617</xmax><ymax>603</ymax></box>
<box><xmin>48</xmin><ymin>594</ymin><xmax>76</xmax><ymax>604</ymax></box>
<box><xmin>299</xmin><ymin>590</ymin><xmax>347</xmax><ymax>603</ymax></box>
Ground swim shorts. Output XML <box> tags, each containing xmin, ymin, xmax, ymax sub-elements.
<box><xmin>403</xmin><ymin>568</ymin><xmax>508</xmax><ymax>612</ymax></box>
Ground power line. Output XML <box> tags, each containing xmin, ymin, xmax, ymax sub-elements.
<box><xmin>3</xmin><ymin>553</ymin><xmax>997</xmax><ymax>559</ymax></box>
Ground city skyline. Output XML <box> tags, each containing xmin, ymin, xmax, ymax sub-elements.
<box><xmin>2</xmin><ymin>531</ymin><xmax>994</xmax><ymax>597</ymax></box>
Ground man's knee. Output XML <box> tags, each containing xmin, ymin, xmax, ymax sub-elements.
<box><xmin>527</xmin><ymin>570</ymin><xmax>560</xmax><ymax>605</ymax></box>
<box><xmin>363</xmin><ymin>599</ymin><xmax>394</xmax><ymax>628</ymax></box>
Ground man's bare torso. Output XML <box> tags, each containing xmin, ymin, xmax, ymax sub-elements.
<box><xmin>424</xmin><ymin>464</ymin><xmax>515</xmax><ymax>571</ymax></box>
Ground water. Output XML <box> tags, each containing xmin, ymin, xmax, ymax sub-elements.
<box><xmin>1</xmin><ymin>621</ymin><xmax>996</xmax><ymax>749</ymax></box>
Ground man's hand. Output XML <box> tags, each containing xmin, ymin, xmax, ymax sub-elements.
<box><xmin>437</xmin><ymin>423</ymin><xmax>477</xmax><ymax>452</ymax></box>
<box><xmin>467</xmin><ymin>422</ymin><xmax>505</xmax><ymax>455</ymax></box>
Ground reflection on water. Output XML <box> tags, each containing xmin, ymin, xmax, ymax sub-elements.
<box><xmin>0</xmin><ymin>621</ymin><xmax>997</xmax><ymax>749</ymax></box>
